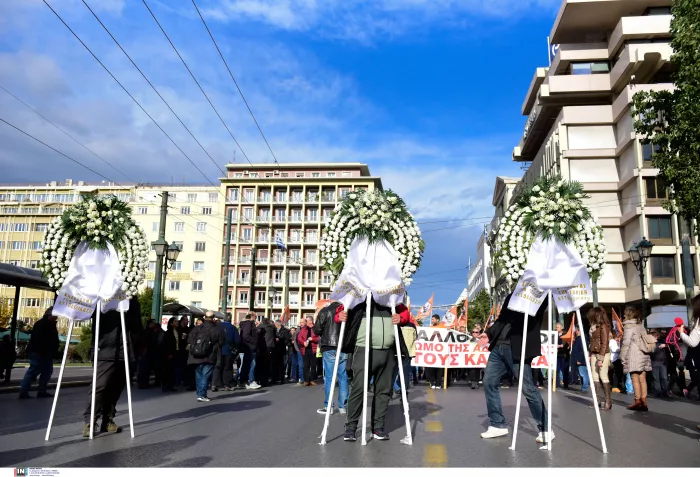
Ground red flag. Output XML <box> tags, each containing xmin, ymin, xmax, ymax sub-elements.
<box><xmin>281</xmin><ymin>305</ymin><xmax>291</xmax><ymax>325</ymax></box>
<box><xmin>414</xmin><ymin>293</ymin><xmax>434</xmax><ymax>324</ymax></box>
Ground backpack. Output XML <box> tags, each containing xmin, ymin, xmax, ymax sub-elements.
<box><xmin>401</xmin><ymin>327</ymin><xmax>418</xmax><ymax>358</ymax></box>
<box><xmin>190</xmin><ymin>327</ymin><xmax>213</xmax><ymax>359</ymax></box>
<box><xmin>640</xmin><ymin>330</ymin><xmax>657</xmax><ymax>354</ymax></box>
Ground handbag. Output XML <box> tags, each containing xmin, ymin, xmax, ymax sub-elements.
<box><xmin>640</xmin><ymin>331</ymin><xmax>657</xmax><ymax>354</ymax></box>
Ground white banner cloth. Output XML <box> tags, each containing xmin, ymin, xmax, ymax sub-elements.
<box><xmin>509</xmin><ymin>235</ymin><xmax>592</xmax><ymax>315</ymax></box>
<box><xmin>330</xmin><ymin>238</ymin><xmax>405</xmax><ymax>311</ymax></box>
<box><xmin>53</xmin><ymin>241</ymin><xmax>124</xmax><ymax>321</ymax></box>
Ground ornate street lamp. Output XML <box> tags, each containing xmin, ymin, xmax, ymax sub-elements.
<box><xmin>158</xmin><ymin>242</ymin><xmax>182</xmax><ymax>324</ymax></box>
<box><xmin>268</xmin><ymin>287</ymin><xmax>278</xmax><ymax>316</ymax></box>
<box><xmin>628</xmin><ymin>237</ymin><xmax>654</xmax><ymax>327</ymax></box>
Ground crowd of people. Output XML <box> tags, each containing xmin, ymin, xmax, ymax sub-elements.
<box><xmin>11</xmin><ymin>291</ymin><xmax>700</xmax><ymax>442</ymax></box>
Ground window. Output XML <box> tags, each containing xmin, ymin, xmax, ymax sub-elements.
<box><xmin>342</xmin><ymin>172</ymin><xmax>352</xmax><ymax>177</ymax></box>
<box><xmin>340</xmin><ymin>189</ymin><xmax>350</xmax><ymax>199</ymax></box>
<box><xmin>172</xmin><ymin>241</ymin><xmax>184</xmax><ymax>250</ymax></box>
<box><xmin>260</xmin><ymin>191</ymin><xmax>271</xmax><ymax>202</ymax></box>
<box><xmin>569</xmin><ymin>61</ymin><xmax>610</xmax><ymax>75</ymax></box>
<box><xmin>250</xmin><ymin>172</ymin><xmax>258</xmax><ymax>178</ymax></box>
<box><xmin>238</xmin><ymin>291</ymin><xmax>249</xmax><ymax>304</ymax></box>
<box><xmin>651</xmin><ymin>256</ymin><xmax>675</xmax><ymax>283</ymax></box>
<box><xmin>244</xmin><ymin>190</ymin><xmax>254</xmax><ymax>201</ymax></box>
<box><xmin>152</xmin><ymin>222</ymin><xmax>158</xmax><ymax>232</ymax></box>
<box><xmin>137</xmin><ymin>207</ymin><xmax>148</xmax><ymax>215</ymax></box>
<box><xmin>192</xmin><ymin>281</ymin><xmax>203</xmax><ymax>291</ymax></box>
<box><xmin>644</xmin><ymin>6</ymin><xmax>671</xmax><ymax>15</ymax></box>
<box><xmin>327</xmin><ymin>172</ymin><xmax>336</xmax><ymax>178</ymax></box>
<box><xmin>647</xmin><ymin>216</ymin><xmax>673</xmax><ymax>244</ymax></box>
<box><xmin>281</xmin><ymin>172</ymin><xmax>289</xmax><ymax>178</ymax></box>
<box><xmin>243</xmin><ymin>208</ymin><xmax>253</xmax><ymax>219</ymax></box>
<box><xmin>174</xmin><ymin>222</ymin><xmax>185</xmax><ymax>232</ymax></box>
<box><xmin>10</xmin><ymin>223</ymin><xmax>27</xmax><ymax>232</ymax></box>
<box><xmin>242</xmin><ymin>228</ymin><xmax>252</xmax><ymax>241</ymax></box>
<box><xmin>229</xmin><ymin>189</ymin><xmax>239</xmax><ymax>201</ymax></box>
<box><xmin>234</xmin><ymin>173</ymin><xmax>244</xmax><ymax>178</ymax></box>
<box><xmin>0</xmin><ymin>224</ymin><xmax>6</xmax><ymax>232</ymax></box>
<box><xmin>289</xmin><ymin>293</ymin><xmax>299</xmax><ymax>306</ymax></box>
<box><xmin>181</xmin><ymin>206</ymin><xmax>191</xmax><ymax>215</ymax></box>
<box><xmin>191</xmin><ymin>301</ymin><xmax>202</xmax><ymax>307</ymax></box>
<box><xmin>278</xmin><ymin>191</ymin><xmax>287</xmax><ymax>202</ymax></box>
<box><xmin>171</xmin><ymin>261</ymin><xmax>182</xmax><ymax>271</ymax></box>
<box><xmin>29</xmin><ymin>260</ymin><xmax>39</xmax><ymax>269</ymax></box>
<box><xmin>312</xmin><ymin>173</ymin><xmax>320</xmax><ymax>178</ymax></box>
<box><xmin>149</xmin><ymin>261</ymin><xmax>156</xmax><ymax>272</ymax></box>
<box><xmin>197</xmin><ymin>222</ymin><xmax>207</xmax><ymax>233</ymax></box>
<box><xmin>645</xmin><ymin>177</ymin><xmax>668</xmax><ymax>201</ymax></box>
<box><xmin>195</xmin><ymin>241</ymin><xmax>206</xmax><ymax>252</ymax></box>
<box><xmin>201</xmin><ymin>207</ymin><xmax>212</xmax><ymax>215</ymax></box>
<box><xmin>23</xmin><ymin>298</ymin><xmax>40</xmax><ymax>307</ymax></box>
<box><xmin>193</xmin><ymin>261</ymin><xmax>205</xmax><ymax>271</ymax></box>
<box><xmin>11</xmin><ymin>241</ymin><xmax>24</xmax><ymax>250</ymax></box>
<box><xmin>30</xmin><ymin>241</ymin><xmax>42</xmax><ymax>250</ymax></box>
<box><xmin>265</xmin><ymin>173</ymin><xmax>273</xmax><ymax>178</ymax></box>
<box><xmin>289</xmin><ymin>271</ymin><xmax>299</xmax><ymax>284</ymax></box>
<box><xmin>147</xmin><ymin>280</ymin><xmax>155</xmax><ymax>289</ymax></box>
<box><xmin>169</xmin><ymin>281</ymin><xmax>180</xmax><ymax>291</ymax></box>
<box><xmin>209</xmin><ymin>193</ymin><xmax>218</xmax><ymax>202</ymax></box>
<box><xmin>187</xmin><ymin>193</ymin><xmax>197</xmax><ymax>203</ymax></box>
<box><xmin>642</xmin><ymin>142</ymin><xmax>661</xmax><ymax>163</ymax></box>
<box><xmin>33</xmin><ymin>223</ymin><xmax>48</xmax><ymax>232</ymax></box>
<box><xmin>296</xmin><ymin>172</ymin><xmax>305</xmax><ymax>178</ymax></box>
<box><xmin>307</xmin><ymin>250</ymin><xmax>317</xmax><ymax>263</ymax></box>
<box><xmin>8</xmin><ymin>260</ymin><xmax>20</xmax><ymax>266</ymax></box>
<box><xmin>305</xmin><ymin>292</ymin><xmax>315</xmax><ymax>305</ymax></box>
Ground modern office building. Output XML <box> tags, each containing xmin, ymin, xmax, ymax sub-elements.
<box><xmin>503</xmin><ymin>0</ymin><xmax>699</xmax><ymax>307</ymax></box>
<box><xmin>0</xmin><ymin>180</ymin><xmax>225</xmax><ymax>325</ymax></box>
<box><xmin>220</xmin><ymin>163</ymin><xmax>382</xmax><ymax>325</ymax></box>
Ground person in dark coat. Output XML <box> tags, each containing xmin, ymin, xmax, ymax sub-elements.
<box><xmin>258</xmin><ymin>318</ymin><xmax>276</xmax><ymax>386</ymax></box>
<box><xmin>187</xmin><ymin>311</ymin><xmax>225</xmax><ymax>402</ymax></box>
<box><xmin>0</xmin><ymin>335</ymin><xmax>17</xmax><ymax>383</ymax></box>
<box><xmin>571</xmin><ymin>329</ymin><xmax>588</xmax><ymax>392</ymax></box>
<box><xmin>160</xmin><ymin>317</ymin><xmax>179</xmax><ymax>392</ymax></box>
<box><xmin>177</xmin><ymin>317</ymin><xmax>194</xmax><ymax>391</ymax></box>
<box><xmin>82</xmin><ymin>296</ymin><xmax>143</xmax><ymax>437</ymax></box>
<box><xmin>273</xmin><ymin>320</ymin><xmax>290</xmax><ymax>384</ymax></box>
<box><xmin>238</xmin><ymin>312</ymin><xmax>260</xmax><ymax>389</ymax></box>
<box><xmin>19</xmin><ymin>307</ymin><xmax>59</xmax><ymax>398</ymax></box>
<box><xmin>213</xmin><ymin>315</ymin><xmax>240</xmax><ymax>391</ymax></box>
<box><xmin>478</xmin><ymin>293</ymin><xmax>551</xmax><ymax>443</ymax></box>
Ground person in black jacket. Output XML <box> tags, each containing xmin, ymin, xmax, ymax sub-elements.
<box><xmin>273</xmin><ymin>320</ymin><xmax>290</xmax><ymax>384</ymax></box>
<box><xmin>571</xmin><ymin>329</ymin><xmax>589</xmax><ymax>392</ymax></box>
<box><xmin>258</xmin><ymin>318</ymin><xmax>276</xmax><ymax>386</ymax></box>
<box><xmin>160</xmin><ymin>317</ymin><xmax>179</xmax><ymax>392</ymax></box>
<box><xmin>314</xmin><ymin>302</ymin><xmax>349</xmax><ymax>414</ymax></box>
<box><xmin>187</xmin><ymin>311</ymin><xmax>225</xmax><ymax>402</ymax></box>
<box><xmin>19</xmin><ymin>307</ymin><xmax>59</xmax><ymax>399</ymax></box>
<box><xmin>238</xmin><ymin>312</ymin><xmax>260</xmax><ymax>389</ymax></box>
<box><xmin>478</xmin><ymin>293</ymin><xmax>551</xmax><ymax>443</ymax></box>
<box><xmin>82</xmin><ymin>296</ymin><xmax>143</xmax><ymax>437</ymax></box>
<box><xmin>0</xmin><ymin>335</ymin><xmax>17</xmax><ymax>383</ymax></box>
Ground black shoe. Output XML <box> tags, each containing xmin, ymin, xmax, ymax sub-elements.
<box><xmin>344</xmin><ymin>428</ymin><xmax>357</xmax><ymax>442</ymax></box>
<box><xmin>37</xmin><ymin>392</ymin><xmax>53</xmax><ymax>398</ymax></box>
<box><xmin>471</xmin><ymin>383</ymin><xmax>477</xmax><ymax>390</ymax></box>
<box><xmin>18</xmin><ymin>393</ymin><xmax>32</xmax><ymax>399</ymax></box>
<box><xmin>372</xmin><ymin>429</ymin><xmax>390</xmax><ymax>441</ymax></box>
<box><xmin>212</xmin><ymin>387</ymin><xmax>219</xmax><ymax>393</ymax></box>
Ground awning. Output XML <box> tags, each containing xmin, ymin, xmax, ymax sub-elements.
<box><xmin>0</xmin><ymin>263</ymin><xmax>53</xmax><ymax>291</ymax></box>
<box><xmin>162</xmin><ymin>303</ymin><xmax>207</xmax><ymax>318</ymax></box>
<box><xmin>646</xmin><ymin>305</ymin><xmax>688</xmax><ymax>329</ymax></box>
<box><xmin>0</xmin><ymin>330</ymin><xmax>32</xmax><ymax>341</ymax></box>
<box><xmin>59</xmin><ymin>334</ymin><xmax>80</xmax><ymax>344</ymax></box>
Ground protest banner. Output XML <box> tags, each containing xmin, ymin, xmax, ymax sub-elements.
<box><xmin>411</xmin><ymin>327</ymin><xmax>556</xmax><ymax>369</ymax></box>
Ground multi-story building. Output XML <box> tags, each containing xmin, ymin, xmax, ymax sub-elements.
<box><xmin>467</xmin><ymin>232</ymin><xmax>490</xmax><ymax>302</ymax></box>
<box><xmin>0</xmin><ymin>180</ymin><xmax>225</xmax><ymax>325</ymax></box>
<box><xmin>220</xmin><ymin>163</ymin><xmax>382</xmax><ymax>325</ymax></box>
<box><xmin>505</xmin><ymin>0</ymin><xmax>699</xmax><ymax>308</ymax></box>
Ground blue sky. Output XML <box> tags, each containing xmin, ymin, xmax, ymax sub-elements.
<box><xmin>0</xmin><ymin>0</ymin><xmax>560</xmax><ymax>311</ymax></box>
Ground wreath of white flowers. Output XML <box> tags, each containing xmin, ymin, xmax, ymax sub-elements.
<box><xmin>495</xmin><ymin>176</ymin><xmax>607</xmax><ymax>284</ymax></box>
<box><xmin>39</xmin><ymin>195</ymin><xmax>149</xmax><ymax>298</ymax></box>
<box><xmin>320</xmin><ymin>189</ymin><xmax>424</xmax><ymax>286</ymax></box>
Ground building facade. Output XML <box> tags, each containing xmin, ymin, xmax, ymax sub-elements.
<box><xmin>220</xmin><ymin>163</ymin><xmax>382</xmax><ymax>325</ymax></box>
<box><xmin>504</xmin><ymin>0</ymin><xmax>699</xmax><ymax>307</ymax></box>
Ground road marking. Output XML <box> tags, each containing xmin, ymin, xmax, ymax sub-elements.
<box><xmin>425</xmin><ymin>421</ymin><xmax>443</xmax><ymax>432</ymax></box>
<box><xmin>424</xmin><ymin>444</ymin><xmax>447</xmax><ymax>466</ymax></box>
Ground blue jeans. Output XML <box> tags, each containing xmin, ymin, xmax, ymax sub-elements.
<box><xmin>322</xmin><ymin>350</ymin><xmax>348</xmax><ymax>409</ymax></box>
<box><xmin>295</xmin><ymin>351</ymin><xmax>304</xmax><ymax>382</ymax></box>
<box><xmin>625</xmin><ymin>373</ymin><xmax>633</xmax><ymax>394</ymax></box>
<box><xmin>578</xmin><ymin>366</ymin><xmax>590</xmax><ymax>391</ymax></box>
<box><xmin>393</xmin><ymin>358</ymin><xmax>411</xmax><ymax>393</ymax></box>
<box><xmin>556</xmin><ymin>357</ymin><xmax>569</xmax><ymax>387</ymax></box>
<box><xmin>20</xmin><ymin>353</ymin><xmax>53</xmax><ymax>395</ymax></box>
<box><xmin>238</xmin><ymin>351</ymin><xmax>256</xmax><ymax>384</ymax></box>
<box><xmin>195</xmin><ymin>363</ymin><xmax>214</xmax><ymax>398</ymax></box>
<box><xmin>483</xmin><ymin>344</ymin><xmax>547</xmax><ymax>431</ymax></box>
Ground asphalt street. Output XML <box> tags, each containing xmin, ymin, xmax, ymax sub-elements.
<box><xmin>0</xmin><ymin>366</ymin><xmax>93</xmax><ymax>393</ymax></box>
<box><xmin>0</xmin><ymin>379</ymin><xmax>698</xmax><ymax>468</ymax></box>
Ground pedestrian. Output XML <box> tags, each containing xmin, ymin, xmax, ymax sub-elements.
<box><xmin>290</xmin><ymin>326</ymin><xmax>304</xmax><ymax>384</ymax></box>
<box><xmin>478</xmin><ymin>293</ymin><xmax>552</xmax><ymax>444</ymax></box>
<box><xmin>621</xmin><ymin>306</ymin><xmax>652</xmax><ymax>412</ymax></box>
<box><xmin>274</xmin><ymin>320</ymin><xmax>290</xmax><ymax>384</ymax></box>
<box><xmin>214</xmin><ymin>314</ymin><xmax>240</xmax><ymax>391</ymax></box>
<box><xmin>187</xmin><ymin>311</ymin><xmax>224</xmax><ymax>402</ymax></box>
<box><xmin>257</xmin><ymin>318</ymin><xmax>276</xmax><ymax>386</ymax></box>
<box><xmin>178</xmin><ymin>317</ymin><xmax>194</xmax><ymax>391</ymax></box>
<box><xmin>609</xmin><ymin>333</ymin><xmax>624</xmax><ymax>394</ymax></box>
<box><xmin>160</xmin><ymin>317</ymin><xmax>179</xmax><ymax>392</ymax></box>
<box><xmin>571</xmin><ymin>329</ymin><xmax>588</xmax><ymax>393</ymax></box>
<box><xmin>424</xmin><ymin>315</ymin><xmax>444</xmax><ymax>389</ymax></box>
<box><xmin>588</xmin><ymin>306</ymin><xmax>612</xmax><ymax>410</ymax></box>
<box><xmin>468</xmin><ymin>327</ymin><xmax>482</xmax><ymax>389</ymax></box>
<box><xmin>678</xmin><ymin>294</ymin><xmax>700</xmax><ymax>399</ymax></box>
<box><xmin>392</xmin><ymin>317</ymin><xmax>417</xmax><ymax>398</ymax></box>
<box><xmin>19</xmin><ymin>306</ymin><xmax>59</xmax><ymax>399</ymax></box>
<box><xmin>0</xmin><ymin>335</ymin><xmax>16</xmax><ymax>383</ymax></box>
<box><xmin>649</xmin><ymin>330</ymin><xmax>669</xmax><ymax>398</ymax></box>
<box><xmin>82</xmin><ymin>296</ymin><xmax>143</xmax><ymax>437</ymax></box>
<box><xmin>238</xmin><ymin>312</ymin><xmax>261</xmax><ymax>390</ymax></box>
<box><xmin>298</xmin><ymin>317</ymin><xmax>319</xmax><ymax>386</ymax></box>
<box><xmin>314</xmin><ymin>302</ymin><xmax>349</xmax><ymax>414</ymax></box>
<box><xmin>337</xmin><ymin>298</ymin><xmax>411</xmax><ymax>442</ymax></box>
<box><xmin>555</xmin><ymin>323</ymin><xmax>570</xmax><ymax>389</ymax></box>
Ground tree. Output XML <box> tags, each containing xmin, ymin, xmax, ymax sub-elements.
<box><xmin>632</xmin><ymin>0</ymin><xmax>700</xmax><ymax>227</ymax></box>
<box><xmin>468</xmin><ymin>289</ymin><xmax>492</xmax><ymax>329</ymax></box>
<box><xmin>75</xmin><ymin>324</ymin><xmax>93</xmax><ymax>363</ymax></box>
<box><xmin>0</xmin><ymin>299</ymin><xmax>12</xmax><ymax>329</ymax></box>
<box><xmin>136</xmin><ymin>287</ymin><xmax>176</xmax><ymax>326</ymax></box>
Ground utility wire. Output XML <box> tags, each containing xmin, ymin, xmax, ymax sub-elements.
<box><xmin>191</xmin><ymin>0</ymin><xmax>280</xmax><ymax>165</ymax></box>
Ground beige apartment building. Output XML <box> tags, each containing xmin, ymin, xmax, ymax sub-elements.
<box><xmin>220</xmin><ymin>163</ymin><xmax>382</xmax><ymax>325</ymax></box>
<box><xmin>0</xmin><ymin>181</ymin><xmax>224</xmax><ymax>325</ymax></box>
<box><xmin>504</xmin><ymin>0</ymin><xmax>699</xmax><ymax>308</ymax></box>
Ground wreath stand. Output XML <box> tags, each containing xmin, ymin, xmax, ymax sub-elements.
<box><xmin>45</xmin><ymin>300</ymin><xmax>135</xmax><ymax>441</ymax></box>
<box><xmin>509</xmin><ymin>290</ymin><xmax>608</xmax><ymax>454</ymax></box>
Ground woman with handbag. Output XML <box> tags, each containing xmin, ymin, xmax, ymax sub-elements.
<box><xmin>621</xmin><ymin>306</ymin><xmax>654</xmax><ymax>411</ymax></box>
<box><xmin>588</xmin><ymin>307</ymin><xmax>612</xmax><ymax>410</ymax></box>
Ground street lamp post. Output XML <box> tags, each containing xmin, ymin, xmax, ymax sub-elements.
<box><xmin>628</xmin><ymin>236</ymin><xmax>654</xmax><ymax>327</ymax></box>
<box><xmin>159</xmin><ymin>243</ymin><xmax>181</xmax><ymax>324</ymax></box>
<box><xmin>151</xmin><ymin>237</ymin><xmax>168</xmax><ymax>323</ymax></box>
<box><xmin>268</xmin><ymin>287</ymin><xmax>278</xmax><ymax>317</ymax></box>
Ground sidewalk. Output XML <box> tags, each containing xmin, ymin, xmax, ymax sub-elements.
<box><xmin>0</xmin><ymin>366</ymin><xmax>92</xmax><ymax>394</ymax></box>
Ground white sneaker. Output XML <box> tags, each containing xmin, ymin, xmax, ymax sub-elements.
<box><xmin>197</xmin><ymin>397</ymin><xmax>211</xmax><ymax>403</ymax></box>
<box><xmin>536</xmin><ymin>432</ymin><xmax>555</xmax><ymax>444</ymax></box>
<box><xmin>480</xmin><ymin>426</ymin><xmax>509</xmax><ymax>439</ymax></box>
<box><xmin>248</xmin><ymin>382</ymin><xmax>262</xmax><ymax>390</ymax></box>
<box><xmin>317</xmin><ymin>407</ymin><xmax>335</xmax><ymax>415</ymax></box>
<box><xmin>339</xmin><ymin>408</ymin><xmax>347</xmax><ymax>414</ymax></box>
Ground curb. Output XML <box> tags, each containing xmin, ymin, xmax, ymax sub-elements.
<box><xmin>0</xmin><ymin>380</ymin><xmax>91</xmax><ymax>394</ymax></box>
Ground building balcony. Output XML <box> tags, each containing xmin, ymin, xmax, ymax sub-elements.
<box><xmin>302</xmin><ymin>302</ymin><xmax>316</xmax><ymax>309</ymax></box>
<box><xmin>302</xmin><ymin>280</ymin><xmax>317</xmax><ymax>286</ymax></box>
<box><xmin>306</xmin><ymin>195</ymin><xmax>319</xmax><ymax>203</ymax></box>
<box><xmin>288</xmin><ymin>238</ymin><xmax>303</xmax><ymax>245</ymax></box>
<box><xmin>609</xmin><ymin>14</ymin><xmax>672</xmax><ymax>57</ymax></box>
<box><xmin>321</xmin><ymin>195</ymin><xmax>336</xmax><ymax>203</ymax></box>
<box><xmin>610</xmin><ymin>43</ymin><xmax>671</xmax><ymax>93</ymax></box>
<box><xmin>238</xmin><ymin>256</ymin><xmax>251</xmax><ymax>264</ymax></box>
<box><xmin>289</xmin><ymin>216</ymin><xmax>304</xmax><ymax>224</ymax></box>
<box><xmin>305</xmin><ymin>217</ymin><xmax>319</xmax><ymax>224</ymax></box>
<box><xmin>237</xmin><ymin>279</ymin><xmax>250</xmax><ymax>285</ymax></box>
<box><xmin>272</xmin><ymin>216</ymin><xmax>286</xmax><ymax>223</ymax></box>
<box><xmin>257</xmin><ymin>216</ymin><xmax>271</xmax><ymax>223</ymax></box>
<box><xmin>305</xmin><ymin>238</ymin><xmax>319</xmax><ymax>245</ymax></box>
<box><xmin>257</xmin><ymin>257</ymin><xmax>269</xmax><ymax>265</ymax></box>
